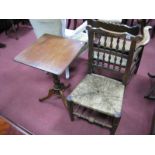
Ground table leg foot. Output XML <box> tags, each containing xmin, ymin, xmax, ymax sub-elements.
<box><xmin>39</xmin><ymin>89</ymin><xmax>54</xmax><ymax>102</ymax></box>
<box><xmin>59</xmin><ymin>90</ymin><xmax>68</xmax><ymax>108</ymax></box>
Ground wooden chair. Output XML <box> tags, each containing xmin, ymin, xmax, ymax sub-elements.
<box><xmin>67</xmin><ymin>20</ymin><xmax>151</xmax><ymax>134</ymax></box>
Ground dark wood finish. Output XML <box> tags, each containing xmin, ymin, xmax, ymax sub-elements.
<box><xmin>122</xmin><ymin>19</ymin><xmax>152</xmax><ymax>34</ymax></box>
<box><xmin>110</xmin><ymin>117</ymin><xmax>121</xmax><ymax>135</ymax></box>
<box><xmin>150</xmin><ymin>111</ymin><xmax>155</xmax><ymax>134</ymax></box>
<box><xmin>9</xmin><ymin>19</ymin><xmax>18</xmax><ymax>40</ymax></box>
<box><xmin>71</xmin><ymin>104</ymin><xmax>113</xmax><ymax>128</ymax></box>
<box><xmin>67</xmin><ymin>100</ymin><xmax>74</xmax><ymax>121</ymax></box>
<box><xmin>67</xmin><ymin>19</ymin><xmax>78</xmax><ymax>30</ymax></box>
<box><xmin>67</xmin><ymin>20</ymin><xmax>150</xmax><ymax>134</ymax></box>
<box><xmin>86</xmin><ymin>24</ymin><xmax>130</xmax><ymax>133</ymax></box>
<box><xmin>67</xmin><ymin>19</ymin><xmax>71</xmax><ymax>29</ymax></box>
<box><xmin>87</xmin><ymin>20</ymin><xmax>147</xmax><ymax>83</ymax></box>
<box><xmin>15</xmin><ymin>34</ymin><xmax>84</xmax><ymax>110</ymax></box>
<box><xmin>86</xmin><ymin>23</ymin><xmax>140</xmax><ymax>85</ymax></box>
<box><xmin>144</xmin><ymin>73</ymin><xmax>155</xmax><ymax>100</ymax></box>
<box><xmin>15</xmin><ymin>34</ymin><xmax>84</xmax><ymax>75</ymax></box>
<box><xmin>0</xmin><ymin>19</ymin><xmax>31</xmax><ymax>40</ymax></box>
<box><xmin>88</xmin><ymin>19</ymin><xmax>140</xmax><ymax>35</ymax></box>
<box><xmin>39</xmin><ymin>74</ymin><xmax>70</xmax><ymax>109</ymax></box>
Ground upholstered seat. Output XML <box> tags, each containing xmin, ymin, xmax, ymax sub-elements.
<box><xmin>68</xmin><ymin>74</ymin><xmax>124</xmax><ymax>118</ymax></box>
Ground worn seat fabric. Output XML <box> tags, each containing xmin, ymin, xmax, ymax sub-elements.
<box><xmin>68</xmin><ymin>74</ymin><xmax>125</xmax><ymax>117</ymax></box>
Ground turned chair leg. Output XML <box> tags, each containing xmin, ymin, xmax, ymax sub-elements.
<box><xmin>59</xmin><ymin>91</ymin><xmax>74</xmax><ymax>120</ymax></box>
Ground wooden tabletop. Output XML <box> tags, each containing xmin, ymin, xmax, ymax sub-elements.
<box><xmin>15</xmin><ymin>34</ymin><xmax>85</xmax><ymax>75</ymax></box>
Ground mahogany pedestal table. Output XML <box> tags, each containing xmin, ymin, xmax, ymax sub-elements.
<box><xmin>15</xmin><ymin>34</ymin><xmax>84</xmax><ymax>110</ymax></box>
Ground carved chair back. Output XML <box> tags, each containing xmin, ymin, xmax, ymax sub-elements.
<box><xmin>88</xmin><ymin>19</ymin><xmax>140</xmax><ymax>35</ymax></box>
<box><xmin>87</xmin><ymin>23</ymin><xmax>142</xmax><ymax>85</ymax></box>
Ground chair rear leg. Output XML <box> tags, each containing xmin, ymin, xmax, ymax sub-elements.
<box><xmin>110</xmin><ymin>117</ymin><xmax>121</xmax><ymax>135</ymax></box>
<box><xmin>67</xmin><ymin>101</ymin><xmax>74</xmax><ymax>121</ymax></box>
<box><xmin>134</xmin><ymin>47</ymin><xmax>144</xmax><ymax>74</ymax></box>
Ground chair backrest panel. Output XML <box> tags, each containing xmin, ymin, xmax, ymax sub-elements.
<box><xmin>87</xmin><ymin>19</ymin><xmax>140</xmax><ymax>35</ymax></box>
<box><xmin>87</xmin><ymin>25</ymin><xmax>137</xmax><ymax>85</ymax></box>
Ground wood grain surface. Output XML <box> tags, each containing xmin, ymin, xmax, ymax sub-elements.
<box><xmin>15</xmin><ymin>34</ymin><xmax>84</xmax><ymax>75</ymax></box>
<box><xmin>0</xmin><ymin>117</ymin><xmax>23</xmax><ymax>135</ymax></box>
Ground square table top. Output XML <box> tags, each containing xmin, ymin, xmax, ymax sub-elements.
<box><xmin>14</xmin><ymin>34</ymin><xmax>85</xmax><ymax>75</ymax></box>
